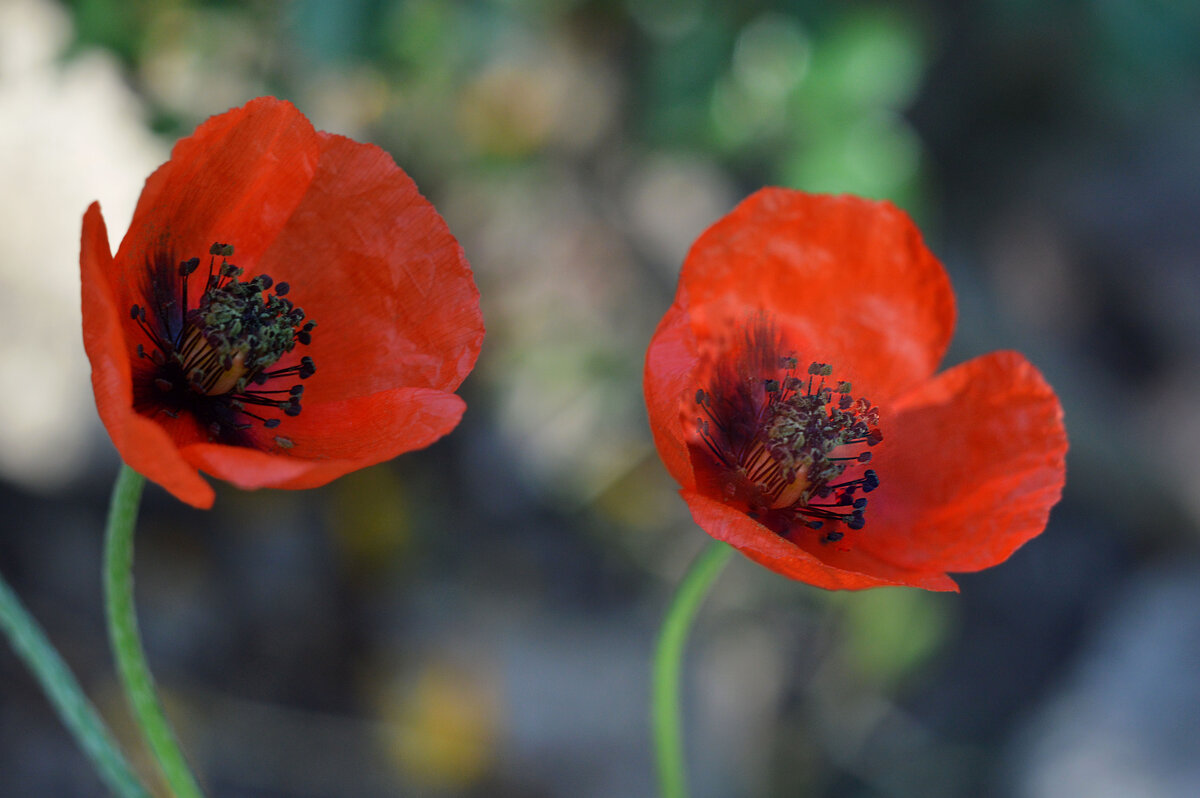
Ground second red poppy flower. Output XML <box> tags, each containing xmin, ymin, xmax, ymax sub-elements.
<box><xmin>644</xmin><ymin>189</ymin><xmax>1067</xmax><ymax>591</ymax></box>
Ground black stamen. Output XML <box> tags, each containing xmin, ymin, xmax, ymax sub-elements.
<box><xmin>128</xmin><ymin>241</ymin><xmax>314</xmax><ymax>439</ymax></box>
<box><xmin>690</xmin><ymin>323</ymin><xmax>882</xmax><ymax>539</ymax></box>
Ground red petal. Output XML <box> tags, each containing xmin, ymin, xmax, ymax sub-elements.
<box><xmin>644</xmin><ymin>298</ymin><xmax>700</xmax><ymax>491</ymax></box>
<box><xmin>181</xmin><ymin>387</ymin><xmax>465</xmax><ymax>491</ymax></box>
<box><xmin>115</xmin><ymin>98</ymin><xmax>320</xmax><ymax>275</ymax></box>
<box><xmin>81</xmin><ymin>203</ymin><xmax>215</xmax><ymax>508</ymax></box>
<box><xmin>255</xmin><ymin>131</ymin><xmax>483</xmax><ymax>403</ymax></box>
<box><xmin>680</xmin><ymin>188</ymin><xmax>955</xmax><ymax>403</ymax></box>
<box><xmin>858</xmin><ymin>351</ymin><xmax>1067</xmax><ymax>572</ymax></box>
<box><xmin>682</xmin><ymin>491</ymin><xmax>959</xmax><ymax>591</ymax></box>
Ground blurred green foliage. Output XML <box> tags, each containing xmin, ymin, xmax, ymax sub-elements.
<box><xmin>61</xmin><ymin>0</ymin><xmax>935</xmax><ymax>204</ymax></box>
<box><xmin>839</xmin><ymin>587</ymin><xmax>956</xmax><ymax>689</ymax></box>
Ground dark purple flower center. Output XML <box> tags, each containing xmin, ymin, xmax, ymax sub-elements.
<box><xmin>689</xmin><ymin>324</ymin><xmax>881</xmax><ymax>543</ymax></box>
<box><xmin>130</xmin><ymin>243</ymin><xmax>315</xmax><ymax>442</ymax></box>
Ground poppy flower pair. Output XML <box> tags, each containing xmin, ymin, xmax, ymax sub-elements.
<box><xmin>82</xmin><ymin>99</ymin><xmax>1066</xmax><ymax>590</ymax></box>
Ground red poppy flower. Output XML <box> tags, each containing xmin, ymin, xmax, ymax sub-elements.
<box><xmin>644</xmin><ymin>189</ymin><xmax>1066</xmax><ymax>591</ymax></box>
<box><xmin>81</xmin><ymin>97</ymin><xmax>484</xmax><ymax>509</ymax></box>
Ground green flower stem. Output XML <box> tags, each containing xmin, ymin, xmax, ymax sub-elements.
<box><xmin>105</xmin><ymin>464</ymin><xmax>205</xmax><ymax>798</ymax></box>
<box><xmin>652</xmin><ymin>540</ymin><xmax>734</xmax><ymax>798</ymax></box>
<box><xmin>0</xmin><ymin>570</ymin><xmax>151</xmax><ymax>798</ymax></box>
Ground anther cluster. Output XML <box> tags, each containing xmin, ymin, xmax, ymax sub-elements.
<box><xmin>130</xmin><ymin>243</ymin><xmax>316</xmax><ymax>441</ymax></box>
<box><xmin>692</xmin><ymin>342</ymin><xmax>882</xmax><ymax>543</ymax></box>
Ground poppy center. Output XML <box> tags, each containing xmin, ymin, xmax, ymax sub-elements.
<box><xmin>690</xmin><ymin>341</ymin><xmax>881</xmax><ymax>544</ymax></box>
<box><xmin>130</xmin><ymin>243</ymin><xmax>316</xmax><ymax>439</ymax></box>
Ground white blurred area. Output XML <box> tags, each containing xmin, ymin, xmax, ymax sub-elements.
<box><xmin>0</xmin><ymin>0</ymin><xmax>166</xmax><ymax>491</ymax></box>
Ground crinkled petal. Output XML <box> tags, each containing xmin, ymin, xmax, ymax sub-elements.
<box><xmin>115</xmin><ymin>97</ymin><xmax>320</xmax><ymax>276</ymax></box>
<box><xmin>858</xmin><ymin>351</ymin><xmax>1067</xmax><ymax>572</ymax></box>
<box><xmin>81</xmin><ymin>203</ymin><xmax>215</xmax><ymax>508</ymax></box>
<box><xmin>255</xmin><ymin>132</ymin><xmax>484</xmax><ymax>403</ymax></box>
<box><xmin>682</xmin><ymin>491</ymin><xmax>958</xmax><ymax>591</ymax></box>
<box><xmin>644</xmin><ymin>297</ymin><xmax>699</xmax><ymax>491</ymax></box>
<box><xmin>680</xmin><ymin>188</ymin><xmax>955</xmax><ymax>403</ymax></box>
<box><xmin>182</xmin><ymin>387</ymin><xmax>466</xmax><ymax>491</ymax></box>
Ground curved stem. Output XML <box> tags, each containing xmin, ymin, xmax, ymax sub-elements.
<box><xmin>652</xmin><ymin>541</ymin><xmax>734</xmax><ymax>798</ymax></box>
<box><xmin>0</xmin><ymin>571</ymin><xmax>151</xmax><ymax>798</ymax></box>
<box><xmin>104</xmin><ymin>464</ymin><xmax>205</xmax><ymax>798</ymax></box>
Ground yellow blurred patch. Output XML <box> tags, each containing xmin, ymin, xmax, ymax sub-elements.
<box><xmin>325</xmin><ymin>464</ymin><xmax>412</xmax><ymax>580</ymax></box>
<box><xmin>377</xmin><ymin>659</ymin><xmax>499</xmax><ymax>790</ymax></box>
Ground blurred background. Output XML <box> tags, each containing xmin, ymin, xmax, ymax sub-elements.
<box><xmin>2</xmin><ymin>0</ymin><xmax>1198</xmax><ymax>795</ymax></box>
